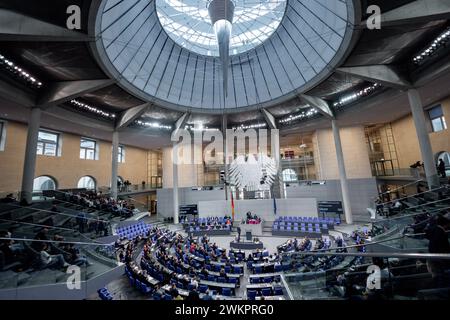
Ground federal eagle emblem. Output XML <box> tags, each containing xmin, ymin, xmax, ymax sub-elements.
<box><xmin>228</xmin><ymin>154</ymin><xmax>278</xmax><ymax>191</ymax></box>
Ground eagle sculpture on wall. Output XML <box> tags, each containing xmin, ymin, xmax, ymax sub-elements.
<box><xmin>228</xmin><ymin>154</ymin><xmax>278</xmax><ymax>191</ymax></box>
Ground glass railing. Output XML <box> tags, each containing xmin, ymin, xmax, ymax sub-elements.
<box><xmin>281</xmin><ymin>250</ymin><xmax>450</xmax><ymax>300</ymax></box>
<box><xmin>0</xmin><ymin>236</ymin><xmax>119</xmax><ymax>294</ymax></box>
<box><xmin>97</xmin><ymin>183</ymin><xmax>162</xmax><ymax>195</ymax></box>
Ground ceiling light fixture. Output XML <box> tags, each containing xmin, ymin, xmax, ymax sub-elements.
<box><xmin>232</xmin><ymin>123</ymin><xmax>267</xmax><ymax>130</ymax></box>
<box><xmin>413</xmin><ymin>27</ymin><xmax>450</xmax><ymax>65</ymax></box>
<box><xmin>135</xmin><ymin>120</ymin><xmax>172</xmax><ymax>130</ymax></box>
<box><xmin>0</xmin><ymin>53</ymin><xmax>43</xmax><ymax>88</ymax></box>
<box><xmin>333</xmin><ymin>83</ymin><xmax>381</xmax><ymax>108</ymax></box>
<box><xmin>70</xmin><ymin>99</ymin><xmax>116</xmax><ymax>119</ymax></box>
<box><xmin>279</xmin><ymin>108</ymin><xmax>319</xmax><ymax>124</ymax></box>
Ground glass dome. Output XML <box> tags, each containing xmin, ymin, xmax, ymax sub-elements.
<box><xmin>155</xmin><ymin>0</ymin><xmax>287</xmax><ymax>57</ymax></box>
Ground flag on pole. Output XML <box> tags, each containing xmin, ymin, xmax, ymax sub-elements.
<box><xmin>231</xmin><ymin>190</ymin><xmax>235</xmax><ymax>221</ymax></box>
<box><xmin>273</xmin><ymin>195</ymin><xmax>277</xmax><ymax>215</ymax></box>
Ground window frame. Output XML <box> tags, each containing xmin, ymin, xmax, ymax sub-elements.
<box><xmin>118</xmin><ymin>145</ymin><xmax>125</xmax><ymax>163</ymax></box>
<box><xmin>80</xmin><ymin>138</ymin><xmax>97</xmax><ymax>160</ymax></box>
<box><xmin>37</xmin><ymin>130</ymin><xmax>60</xmax><ymax>157</ymax></box>
<box><xmin>0</xmin><ymin>120</ymin><xmax>6</xmax><ymax>151</ymax></box>
<box><xmin>77</xmin><ymin>176</ymin><xmax>96</xmax><ymax>190</ymax></box>
<box><xmin>428</xmin><ymin>105</ymin><xmax>447</xmax><ymax>133</ymax></box>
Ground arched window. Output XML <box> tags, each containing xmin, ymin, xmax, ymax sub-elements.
<box><xmin>33</xmin><ymin>176</ymin><xmax>57</xmax><ymax>191</ymax></box>
<box><xmin>282</xmin><ymin>169</ymin><xmax>298</xmax><ymax>182</ymax></box>
<box><xmin>77</xmin><ymin>176</ymin><xmax>96</xmax><ymax>190</ymax></box>
<box><xmin>437</xmin><ymin>152</ymin><xmax>450</xmax><ymax>176</ymax></box>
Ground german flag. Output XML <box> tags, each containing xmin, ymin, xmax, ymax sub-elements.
<box><xmin>231</xmin><ymin>190</ymin><xmax>235</xmax><ymax>221</ymax></box>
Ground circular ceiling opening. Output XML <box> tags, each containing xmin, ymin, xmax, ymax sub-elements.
<box><xmin>155</xmin><ymin>0</ymin><xmax>287</xmax><ymax>57</ymax></box>
<box><xmin>95</xmin><ymin>0</ymin><xmax>356</xmax><ymax>111</ymax></box>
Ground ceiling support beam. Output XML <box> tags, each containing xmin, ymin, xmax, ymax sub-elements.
<box><xmin>336</xmin><ymin>65</ymin><xmax>412</xmax><ymax>90</ymax></box>
<box><xmin>37</xmin><ymin>79</ymin><xmax>114</xmax><ymax>109</ymax></box>
<box><xmin>0</xmin><ymin>78</ymin><xmax>36</xmax><ymax>107</ymax></box>
<box><xmin>115</xmin><ymin>103</ymin><xmax>151</xmax><ymax>130</ymax></box>
<box><xmin>361</xmin><ymin>0</ymin><xmax>450</xmax><ymax>27</ymax></box>
<box><xmin>0</xmin><ymin>9</ymin><xmax>90</xmax><ymax>42</ymax></box>
<box><xmin>298</xmin><ymin>95</ymin><xmax>334</xmax><ymax>119</ymax></box>
<box><xmin>261</xmin><ymin>108</ymin><xmax>277</xmax><ymax>129</ymax></box>
<box><xmin>173</xmin><ymin>112</ymin><xmax>190</xmax><ymax>136</ymax></box>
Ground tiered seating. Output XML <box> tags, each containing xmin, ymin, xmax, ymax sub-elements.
<box><xmin>116</xmin><ymin>221</ymin><xmax>151</xmax><ymax>240</ymax></box>
<box><xmin>272</xmin><ymin>216</ymin><xmax>339</xmax><ymax>237</ymax></box>
<box><xmin>182</xmin><ymin>216</ymin><xmax>232</xmax><ymax>236</ymax></box>
<box><xmin>97</xmin><ymin>287</ymin><xmax>113</xmax><ymax>300</ymax></box>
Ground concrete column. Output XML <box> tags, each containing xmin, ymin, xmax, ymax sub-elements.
<box><xmin>20</xmin><ymin>107</ymin><xmax>42</xmax><ymax>204</ymax></box>
<box><xmin>331</xmin><ymin>120</ymin><xmax>353</xmax><ymax>224</ymax></box>
<box><xmin>111</xmin><ymin>130</ymin><xmax>119</xmax><ymax>199</ymax></box>
<box><xmin>222</xmin><ymin>115</ymin><xmax>228</xmax><ymax>200</ymax></box>
<box><xmin>271</xmin><ymin>129</ymin><xmax>284</xmax><ymax>198</ymax></box>
<box><xmin>173</xmin><ymin>144</ymin><xmax>179</xmax><ymax>224</ymax></box>
<box><xmin>407</xmin><ymin>89</ymin><xmax>440</xmax><ymax>189</ymax></box>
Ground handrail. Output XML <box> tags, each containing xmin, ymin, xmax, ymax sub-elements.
<box><xmin>380</xmin><ymin>185</ymin><xmax>448</xmax><ymax>205</ymax></box>
<box><xmin>373</xmin><ymin>204</ymin><xmax>450</xmax><ymax>223</ymax></box>
<box><xmin>4</xmin><ymin>203</ymin><xmax>109</xmax><ymax>223</ymax></box>
<box><xmin>0</xmin><ymin>218</ymin><xmax>77</xmax><ymax>233</ymax></box>
<box><xmin>378</xmin><ymin>179</ymin><xmax>424</xmax><ymax>197</ymax></box>
<box><xmin>280</xmin><ymin>274</ymin><xmax>295</xmax><ymax>300</ymax></box>
<box><xmin>0</xmin><ymin>237</ymin><xmax>111</xmax><ymax>247</ymax></box>
<box><xmin>397</xmin><ymin>197</ymin><xmax>450</xmax><ymax>211</ymax></box>
<box><xmin>281</xmin><ymin>250</ymin><xmax>450</xmax><ymax>260</ymax></box>
<box><xmin>51</xmin><ymin>189</ymin><xmax>142</xmax><ymax>219</ymax></box>
<box><xmin>282</xmin><ymin>228</ymin><xmax>450</xmax><ymax>257</ymax></box>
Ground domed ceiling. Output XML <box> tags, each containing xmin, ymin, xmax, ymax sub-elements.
<box><xmin>94</xmin><ymin>0</ymin><xmax>356</xmax><ymax>112</ymax></box>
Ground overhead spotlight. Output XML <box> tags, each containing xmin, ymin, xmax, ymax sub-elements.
<box><xmin>135</xmin><ymin>120</ymin><xmax>172</xmax><ymax>130</ymax></box>
<box><xmin>333</xmin><ymin>83</ymin><xmax>381</xmax><ymax>108</ymax></box>
<box><xmin>70</xmin><ymin>100</ymin><xmax>116</xmax><ymax>119</ymax></box>
<box><xmin>412</xmin><ymin>27</ymin><xmax>450</xmax><ymax>65</ymax></box>
<box><xmin>279</xmin><ymin>108</ymin><xmax>318</xmax><ymax>124</ymax></box>
<box><xmin>0</xmin><ymin>53</ymin><xmax>43</xmax><ymax>88</ymax></box>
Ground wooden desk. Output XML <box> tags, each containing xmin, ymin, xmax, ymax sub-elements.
<box><xmin>256</xmin><ymin>295</ymin><xmax>286</xmax><ymax>300</ymax></box>
<box><xmin>248</xmin><ymin>272</ymin><xmax>281</xmax><ymax>279</ymax></box>
<box><xmin>200</xmin><ymin>280</ymin><xmax>237</xmax><ymax>290</ymax></box>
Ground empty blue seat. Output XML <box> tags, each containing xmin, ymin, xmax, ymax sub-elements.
<box><xmin>222</xmin><ymin>288</ymin><xmax>232</xmax><ymax>296</ymax></box>
<box><xmin>251</xmin><ymin>277</ymin><xmax>260</xmax><ymax>284</ymax></box>
<box><xmin>233</xmin><ymin>266</ymin><xmax>241</xmax><ymax>274</ymax></box>
<box><xmin>274</xmin><ymin>287</ymin><xmax>283</xmax><ymax>296</ymax></box>
<box><xmin>163</xmin><ymin>294</ymin><xmax>173</xmax><ymax>300</ymax></box>
<box><xmin>261</xmin><ymin>288</ymin><xmax>272</xmax><ymax>296</ymax></box>
<box><xmin>263</xmin><ymin>277</ymin><xmax>272</xmax><ymax>283</ymax></box>
<box><xmin>228</xmin><ymin>277</ymin><xmax>238</xmax><ymax>284</ymax></box>
<box><xmin>199</xmin><ymin>284</ymin><xmax>208</xmax><ymax>293</ymax></box>
<box><xmin>247</xmin><ymin>290</ymin><xmax>257</xmax><ymax>300</ymax></box>
<box><xmin>135</xmin><ymin>279</ymin><xmax>143</xmax><ymax>291</ymax></box>
<box><xmin>187</xmin><ymin>283</ymin><xmax>195</xmax><ymax>291</ymax></box>
<box><xmin>254</xmin><ymin>266</ymin><xmax>262</xmax><ymax>274</ymax></box>
<box><xmin>141</xmin><ymin>283</ymin><xmax>152</xmax><ymax>294</ymax></box>
<box><xmin>208</xmin><ymin>275</ymin><xmax>216</xmax><ymax>282</ymax></box>
<box><xmin>218</xmin><ymin>277</ymin><xmax>226</xmax><ymax>283</ymax></box>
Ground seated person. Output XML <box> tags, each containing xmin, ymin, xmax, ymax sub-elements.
<box><xmin>40</xmin><ymin>244</ymin><xmax>69</xmax><ymax>269</ymax></box>
<box><xmin>169</xmin><ymin>283</ymin><xmax>179</xmax><ymax>298</ymax></box>
<box><xmin>186</xmin><ymin>288</ymin><xmax>200</xmax><ymax>301</ymax></box>
<box><xmin>219</xmin><ymin>267</ymin><xmax>228</xmax><ymax>280</ymax></box>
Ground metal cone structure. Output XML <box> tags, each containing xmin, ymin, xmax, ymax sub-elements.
<box><xmin>208</xmin><ymin>0</ymin><xmax>235</xmax><ymax>97</ymax></box>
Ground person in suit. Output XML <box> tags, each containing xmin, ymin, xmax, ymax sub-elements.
<box><xmin>237</xmin><ymin>226</ymin><xmax>241</xmax><ymax>242</ymax></box>
<box><xmin>169</xmin><ymin>283</ymin><xmax>179</xmax><ymax>298</ymax></box>
<box><xmin>186</xmin><ymin>288</ymin><xmax>200</xmax><ymax>301</ymax></box>
<box><xmin>425</xmin><ymin>214</ymin><xmax>450</xmax><ymax>286</ymax></box>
